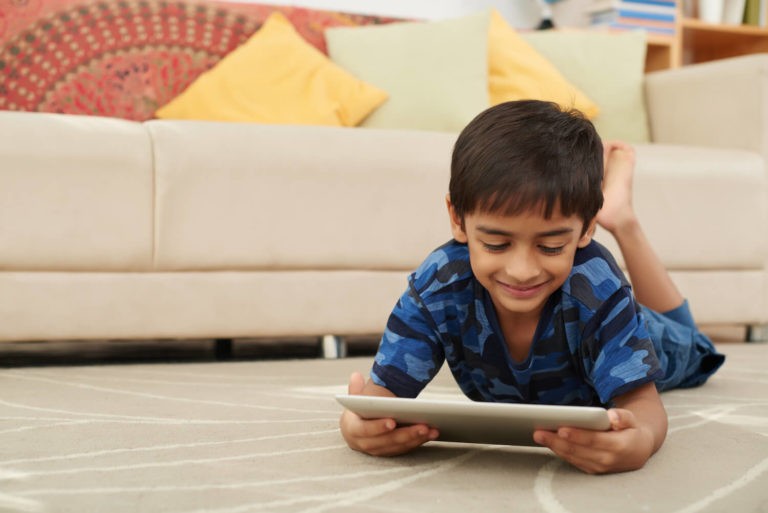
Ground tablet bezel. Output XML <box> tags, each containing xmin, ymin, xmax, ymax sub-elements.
<box><xmin>336</xmin><ymin>394</ymin><xmax>611</xmax><ymax>446</ymax></box>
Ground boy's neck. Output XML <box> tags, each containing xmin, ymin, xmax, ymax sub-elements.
<box><xmin>492</xmin><ymin>299</ymin><xmax>543</xmax><ymax>363</ymax></box>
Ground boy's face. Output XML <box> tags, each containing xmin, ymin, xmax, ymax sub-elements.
<box><xmin>447</xmin><ymin>196</ymin><xmax>595</xmax><ymax>324</ymax></box>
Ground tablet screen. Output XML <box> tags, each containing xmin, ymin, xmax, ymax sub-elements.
<box><xmin>337</xmin><ymin>394</ymin><xmax>610</xmax><ymax>446</ymax></box>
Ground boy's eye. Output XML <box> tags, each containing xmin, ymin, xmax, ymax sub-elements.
<box><xmin>482</xmin><ymin>242</ymin><xmax>509</xmax><ymax>253</ymax></box>
<box><xmin>539</xmin><ymin>245</ymin><xmax>565</xmax><ymax>255</ymax></box>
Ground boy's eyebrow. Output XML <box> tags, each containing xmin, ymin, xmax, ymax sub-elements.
<box><xmin>477</xmin><ymin>226</ymin><xmax>574</xmax><ymax>238</ymax></box>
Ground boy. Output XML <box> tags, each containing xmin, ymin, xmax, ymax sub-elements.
<box><xmin>340</xmin><ymin>100</ymin><xmax>724</xmax><ymax>474</ymax></box>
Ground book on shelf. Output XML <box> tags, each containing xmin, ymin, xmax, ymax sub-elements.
<box><xmin>743</xmin><ymin>0</ymin><xmax>767</xmax><ymax>26</ymax></box>
<box><xmin>587</xmin><ymin>0</ymin><xmax>677</xmax><ymax>35</ymax></box>
<box><xmin>588</xmin><ymin>0</ymin><xmax>677</xmax><ymax>13</ymax></box>
<box><xmin>609</xmin><ymin>20</ymin><xmax>675</xmax><ymax>34</ymax></box>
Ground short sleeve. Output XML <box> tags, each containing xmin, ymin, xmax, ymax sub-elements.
<box><xmin>370</xmin><ymin>282</ymin><xmax>445</xmax><ymax>398</ymax></box>
<box><xmin>581</xmin><ymin>289</ymin><xmax>663</xmax><ymax>405</ymax></box>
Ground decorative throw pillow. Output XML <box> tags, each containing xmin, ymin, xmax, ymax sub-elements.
<box><xmin>154</xmin><ymin>12</ymin><xmax>388</xmax><ymax>126</ymax></box>
<box><xmin>326</xmin><ymin>11</ymin><xmax>490</xmax><ymax>132</ymax></box>
<box><xmin>521</xmin><ymin>30</ymin><xmax>650</xmax><ymax>143</ymax></box>
<box><xmin>488</xmin><ymin>10</ymin><xmax>599</xmax><ymax>119</ymax></box>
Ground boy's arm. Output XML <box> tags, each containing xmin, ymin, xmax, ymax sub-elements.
<box><xmin>339</xmin><ymin>372</ymin><xmax>439</xmax><ymax>457</ymax></box>
<box><xmin>534</xmin><ymin>382</ymin><xmax>667</xmax><ymax>474</ymax></box>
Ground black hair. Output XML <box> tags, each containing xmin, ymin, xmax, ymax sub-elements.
<box><xmin>449</xmin><ymin>100</ymin><xmax>603</xmax><ymax>234</ymax></box>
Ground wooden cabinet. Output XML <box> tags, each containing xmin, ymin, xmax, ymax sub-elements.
<box><xmin>644</xmin><ymin>5</ymin><xmax>768</xmax><ymax>71</ymax></box>
<box><xmin>646</xmin><ymin>34</ymin><xmax>680</xmax><ymax>71</ymax></box>
<box><xmin>679</xmin><ymin>18</ymin><xmax>768</xmax><ymax>63</ymax></box>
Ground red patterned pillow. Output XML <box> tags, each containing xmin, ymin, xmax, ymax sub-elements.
<box><xmin>0</xmin><ymin>0</ymin><xmax>396</xmax><ymax>120</ymax></box>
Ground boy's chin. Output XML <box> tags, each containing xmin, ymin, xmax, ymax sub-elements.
<box><xmin>490</xmin><ymin>293</ymin><xmax>550</xmax><ymax>319</ymax></box>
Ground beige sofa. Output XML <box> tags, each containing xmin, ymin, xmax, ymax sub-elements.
<box><xmin>1</xmin><ymin>55</ymin><xmax>766</xmax><ymax>354</ymax></box>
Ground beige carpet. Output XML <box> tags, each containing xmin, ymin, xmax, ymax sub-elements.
<box><xmin>0</xmin><ymin>342</ymin><xmax>766</xmax><ymax>513</ymax></box>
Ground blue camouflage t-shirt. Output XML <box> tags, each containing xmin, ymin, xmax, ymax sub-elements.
<box><xmin>371</xmin><ymin>239</ymin><xmax>664</xmax><ymax>407</ymax></box>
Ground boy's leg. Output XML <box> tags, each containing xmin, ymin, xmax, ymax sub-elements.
<box><xmin>595</xmin><ymin>142</ymin><xmax>684</xmax><ymax>314</ymax></box>
<box><xmin>598</xmin><ymin>142</ymin><xmax>726</xmax><ymax>385</ymax></box>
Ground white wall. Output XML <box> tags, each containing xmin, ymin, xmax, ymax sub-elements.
<box><xmin>223</xmin><ymin>0</ymin><xmax>545</xmax><ymax>28</ymax></box>
<box><xmin>222</xmin><ymin>0</ymin><xmax>592</xmax><ymax>29</ymax></box>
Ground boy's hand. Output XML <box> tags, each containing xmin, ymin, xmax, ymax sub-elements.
<box><xmin>339</xmin><ymin>372</ymin><xmax>439</xmax><ymax>457</ymax></box>
<box><xmin>533</xmin><ymin>383</ymin><xmax>667</xmax><ymax>474</ymax></box>
<box><xmin>533</xmin><ymin>409</ymin><xmax>654</xmax><ymax>474</ymax></box>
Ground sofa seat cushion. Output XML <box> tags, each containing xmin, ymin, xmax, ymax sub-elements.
<box><xmin>0</xmin><ymin>112</ymin><xmax>154</xmax><ymax>271</ymax></box>
<box><xmin>149</xmin><ymin>121</ymin><xmax>455</xmax><ymax>271</ymax></box>
<box><xmin>0</xmin><ymin>271</ymin><xmax>410</xmax><ymax>341</ymax></box>
<box><xmin>594</xmin><ymin>144</ymin><xmax>767</xmax><ymax>270</ymax></box>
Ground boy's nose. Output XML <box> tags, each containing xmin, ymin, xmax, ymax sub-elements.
<box><xmin>505</xmin><ymin>250</ymin><xmax>541</xmax><ymax>283</ymax></box>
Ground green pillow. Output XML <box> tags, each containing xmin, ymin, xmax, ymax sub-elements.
<box><xmin>326</xmin><ymin>11</ymin><xmax>490</xmax><ymax>132</ymax></box>
<box><xmin>522</xmin><ymin>30</ymin><xmax>650</xmax><ymax>143</ymax></box>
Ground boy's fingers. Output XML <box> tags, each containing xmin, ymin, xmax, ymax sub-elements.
<box><xmin>554</xmin><ymin>427</ymin><xmax>597</xmax><ymax>447</ymax></box>
<box><xmin>341</xmin><ymin>412</ymin><xmax>394</xmax><ymax>450</ymax></box>
<box><xmin>357</xmin><ymin>417</ymin><xmax>397</xmax><ymax>438</ymax></box>
<box><xmin>360</xmin><ymin>424</ymin><xmax>438</xmax><ymax>457</ymax></box>
<box><xmin>340</xmin><ymin>374</ymin><xmax>439</xmax><ymax>457</ymax></box>
<box><xmin>341</xmin><ymin>409</ymin><xmax>392</xmax><ymax>434</ymax></box>
<box><xmin>536</xmin><ymin>430</ymin><xmax>577</xmax><ymax>458</ymax></box>
<box><xmin>535</xmin><ymin>429</ymin><xmax>615</xmax><ymax>471</ymax></box>
<box><xmin>533</xmin><ymin>429</ymin><xmax>556</xmax><ymax>448</ymax></box>
<box><xmin>558</xmin><ymin>451</ymin><xmax>614</xmax><ymax>475</ymax></box>
<box><xmin>536</xmin><ymin>428</ymin><xmax>599</xmax><ymax>447</ymax></box>
<box><xmin>391</xmin><ymin>425</ymin><xmax>439</xmax><ymax>451</ymax></box>
<box><xmin>553</xmin><ymin>427</ymin><xmax>625</xmax><ymax>454</ymax></box>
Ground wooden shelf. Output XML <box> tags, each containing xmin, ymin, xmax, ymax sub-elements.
<box><xmin>635</xmin><ymin>3</ymin><xmax>768</xmax><ymax>70</ymax></box>
<box><xmin>645</xmin><ymin>34</ymin><xmax>678</xmax><ymax>72</ymax></box>
<box><xmin>679</xmin><ymin>18</ymin><xmax>768</xmax><ymax>65</ymax></box>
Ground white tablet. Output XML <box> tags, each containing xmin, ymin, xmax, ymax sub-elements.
<box><xmin>336</xmin><ymin>394</ymin><xmax>610</xmax><ymax>446</ymax></box>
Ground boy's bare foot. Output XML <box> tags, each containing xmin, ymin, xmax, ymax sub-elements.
<box><xmin>596</xmin><ymin>141</ymin><xmax>638</xmax><ymax>235</ymax></box>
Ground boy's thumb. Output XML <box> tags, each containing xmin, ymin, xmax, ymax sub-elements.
<box><xmin>608</xmin><ymin>408</ymin><xmax>636</xmax><ymax>431</ymax></box>
<box><xmin>348</xmin><ymin>372</ymin><xmax>365</xmax><ymax>395</ymax></box>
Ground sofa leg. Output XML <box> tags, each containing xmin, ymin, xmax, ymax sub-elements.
<box><xmin>320</xmin><ymin>335</ymin><xmax>347</xmax><ymax>359</ymax></box>
<box><xmin>214</xmin><ymin>338</ymin><xmax>234</xmax><ymax>359</ymax></box>
<box><xmin>746</xmin><ymin>325</ymin><xmax>768</xmax><ymax>343</ymax></box>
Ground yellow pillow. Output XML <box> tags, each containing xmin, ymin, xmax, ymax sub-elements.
<box><xmin>488</xmin><ymin>10</ymin><xmax>599</xmax><ymax>119</ymax></box>
<box><xmin>155</xmin><ymin>12</ymin><xmax>388</xmax><ymax>126</ymax></box>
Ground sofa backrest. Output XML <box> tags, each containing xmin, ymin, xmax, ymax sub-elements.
<box><xmin>0</xmin><ymin>111</ymin><xmax>155</xmax><ymax>271</ymax></box>
<box><xmin>0</xmin><ymin>111</ymin><xmax>457</xmax><ymax>273</ymax></box>
<box><xmin>148</xmin><ymin>121</ymin><xmax>455</xmax><ymax>272</ymax></box>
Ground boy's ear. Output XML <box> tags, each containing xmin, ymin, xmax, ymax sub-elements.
<box><xmin>578</xmin><ymin>218</ymin><xmax>598</xmax><ymax>248</ymax></box>
<box><xmin>446</xmin><ymin>194</ymin><xmax>468</xmax><ymax>243</ymax></box>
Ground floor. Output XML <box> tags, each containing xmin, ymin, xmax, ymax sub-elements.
<box><xmin>0</xmin><ymin>325</ymin><xmax>752</xmax><ymax>368</ymax></box>
<box><xmin>1</xmin><ymin>342</ymin><xmax>766</xmax><ymax>513</ymax></box>
<box><xmin>0</xmin><ymin>336</ymin><xmax>381</xmax><ymax>367</ymax></box>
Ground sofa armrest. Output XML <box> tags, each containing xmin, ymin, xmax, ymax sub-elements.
<box><xmin>644</xmin><ymin>54</ymin><xmax>768</xmax><ymax>161</ymax></box>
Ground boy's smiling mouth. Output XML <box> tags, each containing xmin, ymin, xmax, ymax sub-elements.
<box><xmin>496</xmin><ymin>279</ymin><xmax>551</xmax><ymax>299</ymax></box>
